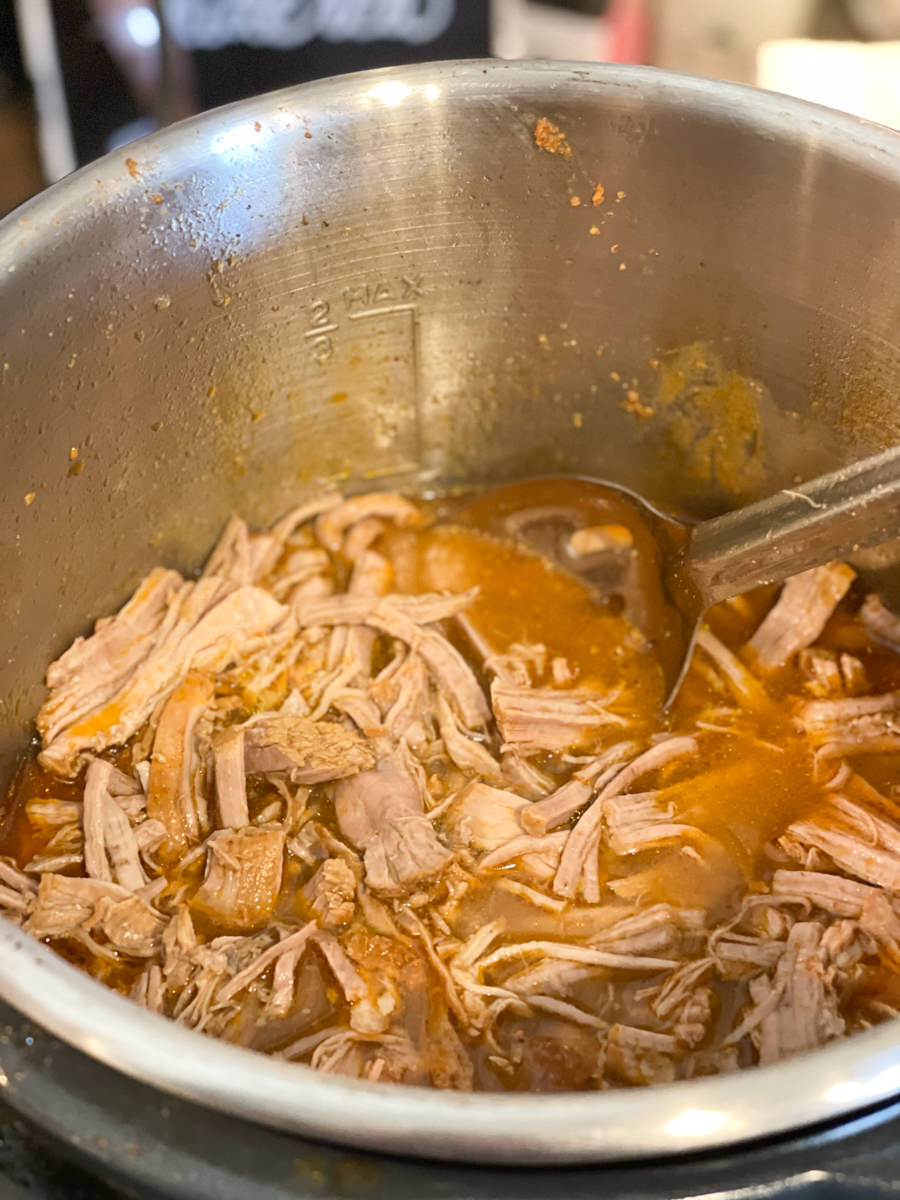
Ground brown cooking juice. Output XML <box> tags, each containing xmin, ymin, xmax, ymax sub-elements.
<box><xmin>3</xmin><ymin>480</ymin><xmax>900</xmax><ymax>1091</ymax></box>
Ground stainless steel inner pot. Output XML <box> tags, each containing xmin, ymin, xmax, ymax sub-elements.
<box><xmin>0</xmin><ymin>60</ymin><xmax>899</xmax><ymax>1165</ymax></box>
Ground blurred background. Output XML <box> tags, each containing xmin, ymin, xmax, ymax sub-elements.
<box><xmin>2</xmin><ymin>0</ymin><xmax>900</xmax><ymax>218</ymax></box>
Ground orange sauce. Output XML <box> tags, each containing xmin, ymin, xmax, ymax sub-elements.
<box><xmin>6</xmin><ymin>480</ymin><xmax>900</xmax><ymax>1085</ymax></box>
<box><xmin>2</xmin><ymin>755</ymin><xmax>83</xmax><ymax>867</ymax></box>
<box><xmin>385</xmin><ymin>522</ymin><xmax>662</xmax><ymax>711</ymax></box>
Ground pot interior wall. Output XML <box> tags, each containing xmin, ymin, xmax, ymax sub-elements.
<box><xmin>0</xmin><ymin>61</ymin><xmax>898</xmax><ymax>781</ymax></box>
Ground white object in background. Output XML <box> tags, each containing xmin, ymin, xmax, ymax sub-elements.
<box><xmin>757</xmin><ymin>38</ymin><xmax>900</xmax><ymax>129</ymax></box>
<box><xmin>492</xmin><ymin>0</ymin><xmax>611</xmax><ymax>61</ymax></box>
<box><xmin>653</xmin><ymin>0</ymin><xmax>818</xmax><ymax>84</ymax></box>
<box><xmin>13</xmin><ymin>0</ymin><xmax>77</xmax><ymax>182</ymax></box>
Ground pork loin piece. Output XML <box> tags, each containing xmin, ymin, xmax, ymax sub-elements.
<box><xmin>651</xmin><ymin>958</ymin><xmax>714</xmax><ymax>1023</ymax></box>
<box><xmin>501</xmin><ymin>749</ymin><xmax>554</xmax><ymax>799</ymax></box>
<box><xmin>0</xmin><ymin>858</ymin><xmax>37</xmax><ymax>923</ymax></box>
<box><xmin>82</xmin><ymin>758</ymin><xmax>147</xmax><ymax>891</ymax></box>
<box><xmin>202</xmin><ymin>513</ymin><xmax>293</xmax><ymax>588</ymax></box>
<box><xmin>296</xmin><ymin>589</ymin><xmax>477</xmax><ymax>632</ymax></box>
<box><xmin>147</xmin><ymin>672</ymin><xmax>214</xmax><ymax>858</ymax></box>
<box><xmin>269</xmin><ymin>547</ymin><xmax>332</xmax><ymax>601</ymax></box>
<box><xmin>315</xmin><ymin>492</ymin><xmax>425</xmax><ymax>554</ymax></box>
<box><xmin>860</xmin><ymin>594</ymin><xmax>900</xmax><ymax>650</ymax></box>
<box><xmin>819</xmin><ymin>918</ymin><xmax>876</xmax><ymax>971</ymax></box>
<box><xmin>26</xmin><ymin>873</ymin><xmax>129</xmax><ymax>938</ymax></box>
<box><xmin>161</xmin><ymin>904</ymin><xmax>199</xmax><ymax>990</ymax></box>
<box><xmin>794</xmin><ymin>692</ymin><xmax>900</xmax><ymax>756</ymax></box>
<box><xmin>442</xmin><ymin>780</ymin><xmax>564</xmax><ymax>881</ymax></box>
<box><xmin>522</xmin><ymin>742</ymin><xmax>637</xmax><ymax>836</ymax></box>
<box><xmin>193</xmin><ymin>828</ymin><xmax>286</xmax><ymax>930</ymax></box>
<box><xmin>441</xmin><ymin>777</ymin><xmax>566</xmax><ymax>883</ymax></box>
<box><xmin>212</xmin><ymin>727</ymin><xmax>249</xmax><ymax>830</ymax></box>
<box><xmin>771</xmin><ymin>867</ymin><xmax>900</xmax><ymax>938</ymax></box>
<box><xmin>749</xmin><ymin>921</ymin><xmax>844</xmax><ymax>1064</ymax></box>
<box><xmin>202</xmin><ymin>514</ymin><xmax>251</xmax><ymax>583</ymax></box>
<box><xmin>444</xmin><ymin>781</ymin><xmax>525</xmax><ymax>851</ymax></box>
<box><xmin>695</xmin><ymin>628</ymin><xmax>772</xmax><ymax>713</ymax></box>
<box><xmin>553</xmin><ymin>737</ymin><xmax>698</xmax><ymax>902</ymax></box>
<box><xmin>784</xmin><ymin>795</ymin><xmax>900</xmax><ymax>892</ymax></box>
<box><xmin>38</xmin><ymin>566</ymin><xmax>183</xmax><ymax>747</ymax></box>
<box><xmin>436</xmin><ymin>694</ymin><xmax>503</xmax><ymax>782</ymax></box>
<box><xmin>305</xmin><ymin>858</ymin><xmax>358</xmax><ymax>927</ymax></box>
<box><xmin>243</xmin><ymin>714</ymin><xmax>376</xmax><ymax>783</ymax></box>
<box><xmin>95</xmin><ymin>893</ymin><xmax>168</xmax><ymax>957</ymax></box>
<box><xmin>40</xmin><ymin>583</ymin><xmax>287</xmax><ymax>776</ymax></box>
<box><xmin>606</xmin><ymin>1025</ymin><xmax>678</xmax><ymax>1086</ymax></box>
<box><xmin>672</xmin><ymin>988</ymin><xmax>715</xmax><ymax>1048</ymax></box>
<box><xmin>343</xmin><ymin>516</ymin><xmax>387</xmax><ymax>560</ymax></box>
<box><xmin>372</xmin><ymin>653</ymin><xmax>430</xmax><ymax>746</ymax></box>
<box><xmin>214</xmin><ymin>921</ymin><xmax>317</xmax><ymax>1005</ymax></box>
<box><xmin>132</xmin><ymin>963</ymin><xmax>166</xmax><ymax>1012</ymax></box>
<box><xmin>327</xmin><ymin>550</ymin><xmax>392</xmax><ymax>683</ymax></box>
<box><xmin>335</xmin><ymin>763</ymin><xmax>452</xmax><ymax>896</ymax></box>
<box><xmin>747</xmin><ymin>563</ymin><xmax>855</xmax><ymax>671</ymax></box>
<box><xmin>369</xmin><ymin>602</ymin><xmax>489</xmax><ymax>729</ymax></box>
<box><xmin>590</xmin><ymin>903</ymin><xmax>705</xmax><ymax>958</ymax></box>
<box><xmin>268</xmin><ymin>491</ymin><xmax>343</xmax><ymax>544</ymax></box>
<box><xmin>504</xmin><ymin>957</ymin><xmax>601</xmax><ymax>999</ymax></box>
<box><xmin>491</xmin><ymin>682</ymin><xmax>623</xmax><ymax>754</ymax></box>
<box><xmin>82</xmin><ymin>758</ymin><xmax>115</xmax><ymax>883</ymax></box>
<box><xmin>799</xmin><ymin>648</ymin><xmax>868</xmax><ymax>698</ymax></box>
<box><xmin>603</xmin><ymin>788</ymin><xmax>719</xmax><ymax>858</ymax></box>
<box><xmin>310</xmin><ymin>930</ymin><xmax>392</xmax><ymax>1036</ymax></box>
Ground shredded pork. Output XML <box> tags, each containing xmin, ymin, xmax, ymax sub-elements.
<box><xmin>8</xmin><ymin>488</ymin><xmax>900</xmax><ymax>1092</ymax></box>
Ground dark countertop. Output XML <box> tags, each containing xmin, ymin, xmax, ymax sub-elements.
<box><xmin>0</xmin><ymin>1107</ymin><xmax>122</xmax><ymax>1200</ymax></box>
<box><xmin>2</xmin><ymin>1002</ymin><xmax>900</xmax><ymax>1200</ymax></box>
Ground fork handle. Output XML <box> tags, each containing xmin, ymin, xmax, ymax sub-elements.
<box><xmin>681</xmin><ymin>443</ymin><xmax>900</xmax><ymax>609</ymax></box>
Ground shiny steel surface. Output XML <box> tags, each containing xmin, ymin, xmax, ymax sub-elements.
<box><xmin>683</xmin><ymin>444</ymin><xmax>900</xmax><ymax>607</ymax></box>
<box><xmin>0</xmin><ymin>60</ymin><xmax>899</xmax><ymax>1163</ymax></box>
<box><xmin>4</xmin><ymin>997</ymin><xmax>900</xmax><ymax>1200</ymax></box>
<box><xmin>669</xmin><ymin>443</ymin><xmax>900</xmax><ymax>702</ymax></box>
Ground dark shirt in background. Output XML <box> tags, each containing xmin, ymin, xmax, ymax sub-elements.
<box><xmin>52</xmin><ymin>0</ymin><xmax>490</xmax><ymax>167</ymax></box>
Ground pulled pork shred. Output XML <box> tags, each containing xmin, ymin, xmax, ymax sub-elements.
<box><xmin>8</xmin><ymin>496</ymin><xmax>900</xmax><ymax>1092</ymax></box>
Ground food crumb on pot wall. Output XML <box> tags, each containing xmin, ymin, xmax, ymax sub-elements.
<box><xmin>620</xmin><ymin>390</ymin><xmax>654</xmax><ymax>419</ymax></box>
<box><xmin>533</xmin><ymin>117</ymin><xmax>571</xmax><ymax>156</ymax></box>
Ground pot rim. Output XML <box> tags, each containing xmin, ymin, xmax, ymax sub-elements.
<box><xmin>6</xmin><ymin>915</ymin><xmax>900</xmax><ymax>1163</ymax></box>
<box><xmin>2</xmin><ymin>59</ymin><xmax>900</xmax><ymax>1165</ymax></box>
<box><xmin>2</xmin><ymin>57</ymin><xmax>899</xmax><ymax>256</ymax></box>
